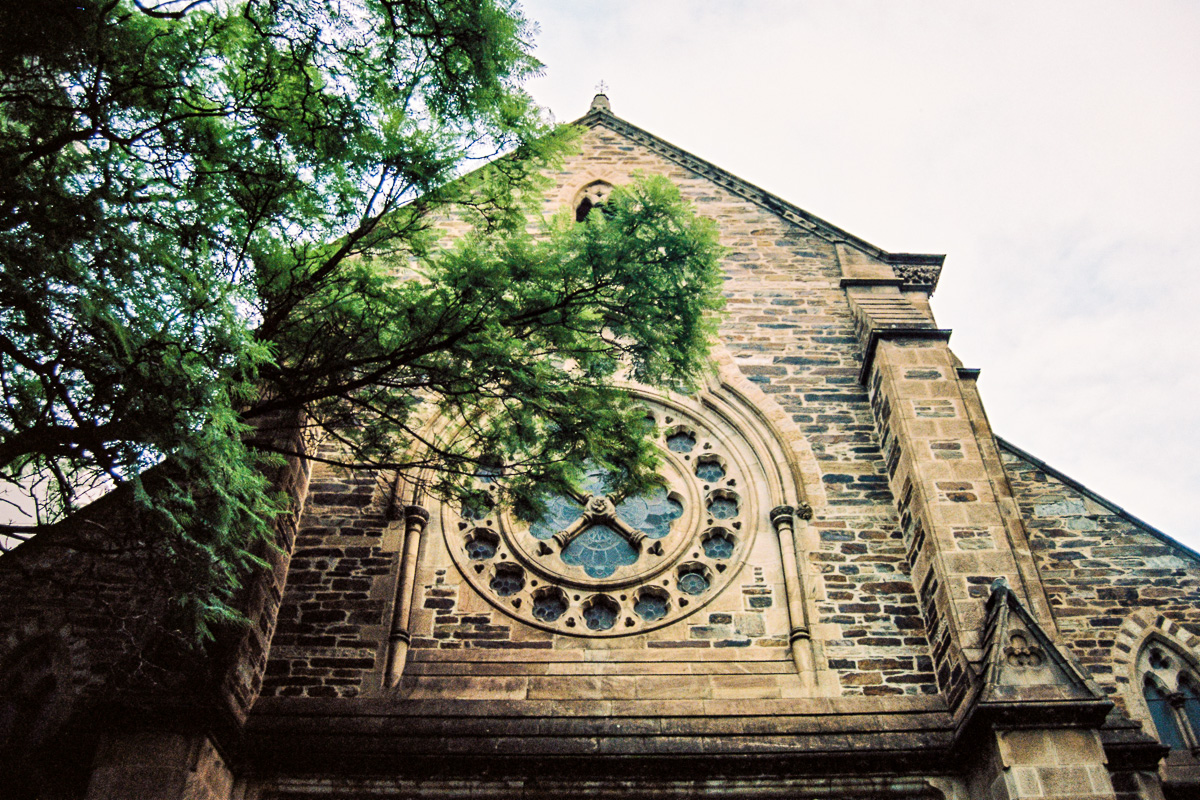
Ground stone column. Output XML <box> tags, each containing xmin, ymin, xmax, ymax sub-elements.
<box><xmin>845</xmin><ymin>276</ymin><xmax>1057</xmax><ymax>710</ymax></box>
<box><xmin>85</xmin><ymin>732</ymin><xmax>233</xmax><ymax>800</ymax></box>
<box><xmin>770</xmin><ymin>504</ymin><xmax>817</xmax><ymax>690</ymax></box>
<box><xmin>866</xmin><ymin>334</ymin><xmax>1055</xmax><ymax>703</ymax></box>
<box><xmin>967</xmin><ymin>728</ymin><xmax>1118</xmax><ymax>800</ymax></box>
<box><xmin>385</xmin><ymin>505</ymin><xmax>429</xmax><ymax>687</ymax></box>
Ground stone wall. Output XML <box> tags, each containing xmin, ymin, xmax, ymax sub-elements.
<box><xmin>1001</xmin><ymin>441</ymin><xmax>1200</xmax><ymax>711</ymax></box>
<box><xmin>558</xmin><ymin>126</ymin><xmax>938</xmax><ymax>696</ymax></box>
<box><xmin>0</xmin><ymin>413</ymin><xmax>309</xmax><ymax>798</ymax></box>
<box><xmin>260</xmin><ymin>120</ymin><xmax>939</xmax><ymax>701</ymax></box>
<box><xmin>262</xmin><ymin>462</ymin><xmax>394</xmax><ymax>698</ymax></box>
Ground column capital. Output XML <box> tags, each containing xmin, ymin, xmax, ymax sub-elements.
<box><xmin>404</xmin><ymin>505</ymin><xmax>430</xmax><ymax>531</ymax></box>
<box><xmin>770</xmin><ymin>506</ymin><xmax>795</xmax><ymax>532</ymax></box>
<box><xmin>771</xmin><ymin>504</ymin><xmax>813</xmax><ymax>530</ymax></box>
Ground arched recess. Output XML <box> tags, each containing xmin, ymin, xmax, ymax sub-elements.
<box><xmin>555</xmin><ymin>169</ymin><xmax>623</xmax><ymax>215</ymax></box>
<box><xmin>382</xmin><ymin>353</ymin><xmax>832</xmax><ymax>692</ymax></box>
<box><xmin>572</xmin><ymin>180</ymin><xmax>613</xmax><ymax>221</ymax></box>
<box><xmin>1116</xmin><ymin>611</ymin><xmax>1200</xmax><ymax>758</ymax></box>
<box><xmin>0</xmin><ymin>622</ymin><xmax>89</xmax><ymax>768</ymax></box>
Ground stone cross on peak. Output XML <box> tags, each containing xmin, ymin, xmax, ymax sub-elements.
<box><xmin>590</xmin><ymin>82</ymin><xmax>611</xmax><ymax>113</ymax></box>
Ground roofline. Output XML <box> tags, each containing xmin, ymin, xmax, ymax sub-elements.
<box><xmin>575</xmin><ymin>107</ymin><xmax>945</xmax><ymax>288</ymax></box>
<box><xmin>995</xmin><ymin>436</ymin><xmax>1200</xmax><ymax>564</ymax></box>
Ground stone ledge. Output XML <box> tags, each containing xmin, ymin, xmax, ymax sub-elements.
<box><xmin>857</xmin><ymin>328</ymin><xmax>953</xmax><ymax>386</ymax></box>
<box><xmin>256</xmin><ymin>774</ymin><xmax>952</xmax><ymax>799</ymax></box>
<box><xmin>250</xmin><ymin>694</ymin><xmax>948</xmax><ymax>719</ymax></box>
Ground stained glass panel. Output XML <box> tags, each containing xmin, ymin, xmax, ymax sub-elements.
<box><xmin>583</xmin><ymin>600</ymin><xmax>618</xmax><ymax>631</ymax></box>
<box><xmin>634</xmin><ymin>593</ymin><xmax>668</xmax><ymax>621</ymax></box>
<box><xmin>490</xmin><ymin>567</ymin><xmax>524</xmax><ymax>597</ymax></box>
<box><xmin>703</xmin><ymin>531</ymin><xmax>735</xmax><ymax>559</ymax></box>
<box><xmin>695</xmin><ymin>458</ymin><xmax>726</xmax><ymax>483</ymax></box>
<box><xmin>1181</xmin><ymin>679</ymin><xmax>1200</xmax><ymax>743</ymax></box>
<box><xmin>615</xmin><ymin>487</ymin><xmax>683</xmax><ymax>539</ymax></box>
<box><xmin>666</xmin><ymin>431</ymin><xmax>697</xmax><ymax>453</ymax></box>
<box><xmin>678</xmin><ymin>569</ymin><xmax>710</xmax><ymax>595</ymax></box>
<box><xmin>528</xmin><ymin>494</ymin><xmax>583</xmax><ymax>540</ymax></box>
<box><xmin>532</xmin><ymin>592</ymin><xmax>567</xmax><ymax>622</ymax></box>
<box><xmin>561</xmin><ymin>524</ymin><xmax>639</xmax><ymax>578</ymax></box>
<box><xmin>708</xmin><ymin>495</ymin><xmax>738</xmax><ymax>519</ymax></box>
<box><xmin>461</xmin><ymin>496</ymin><xmax>494</xmax><ymax>520</ymax></box>
<box><xmin>1144</xmin><ymin>678</ymin><xmax>1187</xmax><ymax>749</ymax></box>
<box><xmin>465</xmin><ymin>537</ymin><xmax>496</xmax><ymax>561</ymax></box>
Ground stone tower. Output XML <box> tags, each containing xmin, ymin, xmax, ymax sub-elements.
<box><xmin>3</xmin><ymin>94</ymin><xmax>1200</xmax><ymax>800</ymax></box>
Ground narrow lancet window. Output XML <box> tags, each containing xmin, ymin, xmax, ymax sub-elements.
<box><xmin>573</xmin><ymin>180</ymin><xmax>612</xmax><ymax>221</ymax></box>
<box><xmin>1145</xmin><ymin>676</ymin><xmax>1188</xmax><ymax>750</ymax></box>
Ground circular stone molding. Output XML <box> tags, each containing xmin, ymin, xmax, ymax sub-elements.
<box><xmin>444</xmin><ymin>394</ymin><xmax>758</xmax><ymax>636</ymax></box>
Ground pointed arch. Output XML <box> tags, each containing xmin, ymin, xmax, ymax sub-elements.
<box><xmin>1143</xmin><ymin>672</ymin><xmax>1187</xmax><ymax>749</ymax></box>
<box><xmin>386</xmin><ymin>365</ymin><xmax>834</xmax><ymax>692</ymax></box>
<box><xmin>0</xmin><ymin>622</ymin><xmax>88</xmax><ymax>762</ymax></box>
<box><xmin>1117</xmin><ymin>611</ymin><xmax>1200</xmax><ymax>755</ymax></box>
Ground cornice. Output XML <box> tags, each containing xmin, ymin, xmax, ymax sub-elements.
<box><xmin>856</xmin><ymin>327</ymin><xmax>953</xmax><ymax>386</ymax></box>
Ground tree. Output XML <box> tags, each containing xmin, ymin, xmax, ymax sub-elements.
<box><xmin>0</xmin><ymin>0</ymin><xmax>724</xmax><ymax>641</ymax></box>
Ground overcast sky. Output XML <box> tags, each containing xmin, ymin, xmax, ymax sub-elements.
<box><xmin>519</xmin><ymin>0</ymin><xmax>1200</xmax><ymax>549</ymax></box>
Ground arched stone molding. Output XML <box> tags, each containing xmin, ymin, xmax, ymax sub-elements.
<box><xmin>553</xmin><ymin>166</ymin><xmax>625</xmax><ymax>214</ymax></box>
<box><xmin>0</xmin><ymin>618</ymin><xmax>90</xmax><ymax>760</ymax></box>
<box><xmin>707</xmin><ymin>344</ymin><xmax>827</xmax><ymax>514</ymax></box>
<box><xmin>571</xmin><ymin>180</ymin><xmax>613</xmax><ymax>221</ymax></box>
<box><xmin>388</xmin><ymin>362</ymin><xmax>832</xmax><ymax>693</ymax></box>
<box><xmin>1114</xmin><ymin>610</ymin><xmax>1200</xmax><ymax>747</ymax></box>
<box><xmin>705</xmin><ymin>345</ymin><xmax>834</xmax><ymax>691</ymax></box>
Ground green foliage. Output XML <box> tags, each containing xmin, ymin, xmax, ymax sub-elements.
<box><xmin>0</xmin><ymin>1</ymin><xmax>724</xmax><ymax>643</ymax></box>
<box><xmin>269</xmin><ymin>174</ymin><xmax>725</xmax><ymax>521</ymax></box>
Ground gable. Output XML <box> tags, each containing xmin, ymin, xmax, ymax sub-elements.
<box><xmin>571</xmin><ymin>107</ymin><xmax>945</xmax><ymax>293</ymax></box>
<box><xmin>999</xmin><ymin>437</ymin><xmax>1200</xmax><ymax>711</ymax></box>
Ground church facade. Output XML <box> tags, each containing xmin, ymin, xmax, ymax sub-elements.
<box><xmin>3</xmin><ymin>95</ymin><xmax>1200</xmax><ymax>800</ymax></box>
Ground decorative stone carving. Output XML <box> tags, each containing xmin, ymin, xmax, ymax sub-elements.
<box><xmin>1004</xmin><ymin>632</ymin><xmax>1044</xmax><ymax>668</ymax></box>
<box><xmin>892</xmin><ymin>264</ymin><xmax>942</xmax><ymax>289</ymax></box>
<box><xmin>443</xmin><ymin>393</ymin><xmax>758</xmax><ymax>636</ymax></box>
<box><xmin>978</xmin><ymin>577</ymin><xmax>1105</xmax><ymax>699</ymax></box>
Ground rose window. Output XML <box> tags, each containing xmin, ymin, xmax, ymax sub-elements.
<box><xmin>444</xmin><ymin>394</ymin><xmax>757</xmax><ymax>636</ymax></box>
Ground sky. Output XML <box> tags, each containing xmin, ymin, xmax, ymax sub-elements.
<box><xmin>518</xmin><ymin>0</ymin><xmax>1200</xmax><ymax>549</ymax></box>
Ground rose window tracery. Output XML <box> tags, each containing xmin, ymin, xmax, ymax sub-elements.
<box><xmin>444</xmin><ymin>395</ymin><xmax>757</xmax><ymax>636</ymax></box>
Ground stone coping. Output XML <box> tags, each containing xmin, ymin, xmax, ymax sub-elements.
<box><xmin>250</xmin><ymin>694</ymin><xmax>948</xmax><ymax>719</ymax></box>
<box><xmin>409</xmin><ymin>647</ymin><xmax>794</xmax><ymax>662</ymax></box>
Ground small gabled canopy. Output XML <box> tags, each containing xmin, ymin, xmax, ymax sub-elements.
<box><xmin>978</xmin><ymin>577</ymin><xmax>1105</xmax><ymax>705</ymax></box>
